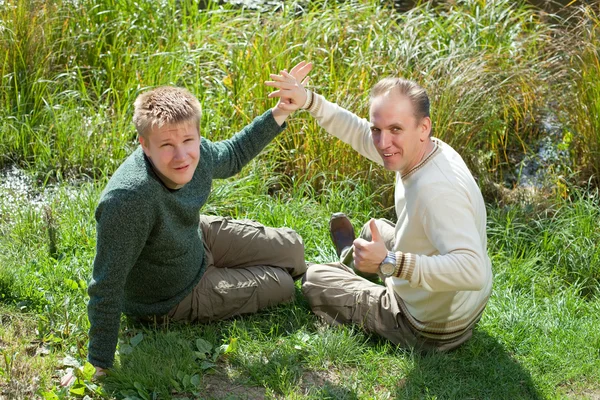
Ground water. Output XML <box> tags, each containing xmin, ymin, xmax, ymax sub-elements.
<box><xmin>0</xmin><ymin>166</ymin><xmax>84</xmax><ymax>229</ymax></box>
<box><xmin>0</xmin><ymin>166</ymin><xmax>48</xmax><ymax>212</ymax></box>
<box><xmin>515</xmin><ymin>111</ymin><xmax>570</xmax><ymax>189</ymax></box>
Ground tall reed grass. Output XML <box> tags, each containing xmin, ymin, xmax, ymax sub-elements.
<box><xmin>558</xmin><ymin>5</ymin><xmax>600</xmax><ymax>187</ymax></box>
<box><xmin>1</xmin><ymin>0</ymin><xmax>598</xmax><ymax>197</ymax></box>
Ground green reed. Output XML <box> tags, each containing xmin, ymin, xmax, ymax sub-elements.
<box><xmin>559</xmin><ymin>5</ymin><xmax>600</xmax><ymax>187</ymax></box>
<box><xmin>0</xmin><ymin>0</ymin><xmax>597</xmax><ymax>195</ymax></box>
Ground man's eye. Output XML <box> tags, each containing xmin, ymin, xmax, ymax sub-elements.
<box><xmin>392</xmin><ymin>127</ymin><xmax>401</xmax><ymax>133</ymax></box>
<box><xmin>370</xmin><ymin>127</ymin><xmax>380</xmax><ymax>133</ymax></box>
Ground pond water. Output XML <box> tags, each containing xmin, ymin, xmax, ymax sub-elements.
<box><xmin>0</xmin><ymin>166</ymin><xmax>84</xmax><ymax>226</ymax></box>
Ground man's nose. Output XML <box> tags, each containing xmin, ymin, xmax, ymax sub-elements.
<box><xmin>378</xmin><ymin>131</ymin><xmax>391</xmax><ymax>148</ymax></box>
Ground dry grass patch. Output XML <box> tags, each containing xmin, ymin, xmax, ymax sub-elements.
<box><xmin>300</xmin><ymin>368</ymin><xmax>341</xmax><ymax>389</ymax></box>
<box><xmin>0</xmin><ymin>306</ymin><xmax>59</xmax><ymax>399</ymax></box>
<box><xmin>201</xmin><ymin>373</ymin><xmax>267</xmax><ymax>400</ymax></box>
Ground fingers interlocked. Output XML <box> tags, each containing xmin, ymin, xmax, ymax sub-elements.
<box><xmin>265</xmin><ymin>61</ymin><xmax>313</xmax><ymax>112</ymax></box>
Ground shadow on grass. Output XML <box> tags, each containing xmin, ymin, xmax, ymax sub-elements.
<box><xmin>102</xmin><ymin>290</ymin><xmax>542</xmax><ymax>399</ymax></box>
<box><xmin>396</xmin><ymin>329</ymin><xmax>543</xmax><ymax>399</ymax></box>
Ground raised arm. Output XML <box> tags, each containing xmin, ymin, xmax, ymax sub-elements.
<box><xmin>266</xmin><ymin>63</ymin><xmax>381</xmax><ymax>165</ymax></box>
<box><xmin>207</xmin><ymin>62</ymin><xmax>313</xmax><ymax>179</ymax></box>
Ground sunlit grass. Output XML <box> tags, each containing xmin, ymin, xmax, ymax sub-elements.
<box><xmin>2</xmin><ymin>0</ymin><xmax>598</xmax><ymax>194</ymax></box>
<box><xmin>2</xmin><ymin>0</ymin><xmax>600</xmax><ymax>398</ymax></box>
<box><xmin>1</xmin><ymin>167</ymin><xmax>599</xmax><ymax>398</ymax></box>
<box><xmin>559</xmin><ymin>5</ymin><xmax>600</xmax><ymax>187</ymax></box>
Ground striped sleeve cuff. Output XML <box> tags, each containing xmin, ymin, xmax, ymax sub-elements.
<box><xmin>302</xmin><ymin>89</ymin><xmax>314</xmax><ymax>109</ymax></box>
<box><xmin>392</xmin><ymin>251</ymin><xmax>416</xmax><ymax>281</ymax></box>
<box><xmin>306</xmin><ymin>90</ymin><xmax>322</xmax><ymax>114</ymax></box>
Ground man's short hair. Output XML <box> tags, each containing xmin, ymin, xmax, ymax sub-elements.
<box><xmin>133</xmin><ymin>86</ymin><xmax>202</xmax><ymax>138</ymax></box>
<box><xmin>370</xmin><ymin>78</ymin><xmax>430</xmax><ymax>122</ymax></box>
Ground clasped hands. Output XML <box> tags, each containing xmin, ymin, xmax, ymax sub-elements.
<box><xmin>265</xmin><ymin>61</ymin><xmax>312</xmax><ymax>112</ymax></box>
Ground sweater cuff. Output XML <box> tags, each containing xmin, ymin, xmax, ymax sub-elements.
<box><xmin>392</xmin><ymin>251</ymin><xmax>416</xmax><ymax>281</ymax></box>
<box><xmin>302</xmin><ymin>89</ymin><xmax>313</xmax><ymax>109</ymax></box>
<box><xmin>306</xmin><ymin>91</ymin><xmax>322</xmax><ymax>114</ymax></box>
<box><xmin>267</xmin><ymin>108</ymin><xmax>287</xmax><ymax>130</ymax></box>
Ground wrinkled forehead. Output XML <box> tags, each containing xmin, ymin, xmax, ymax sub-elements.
<box><xmin>369</xmin><ymin>93</ymin><xmax>417</xmax><ymax>124</ymax></box>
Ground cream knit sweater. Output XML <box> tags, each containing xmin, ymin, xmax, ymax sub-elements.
<box><xmin>307</xmin><ymin>92</ymin><xmax>493</xmax><ymax>340</ymax></box>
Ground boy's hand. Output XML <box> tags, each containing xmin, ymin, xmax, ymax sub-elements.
<box><xmin>60</xmin><ymin>365</ymin><xmax>106</xmax><ymax>387</ymax></box>
<box><xmin>266</xmin><ymin>61</ymin><xmax>313</xmax><ymax>113</ymax></box>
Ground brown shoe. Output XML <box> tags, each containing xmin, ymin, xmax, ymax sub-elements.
<box><xmin>329</xmin><ymin>212</ymin><xmax>355</xmax><ymax>257</ymax></box>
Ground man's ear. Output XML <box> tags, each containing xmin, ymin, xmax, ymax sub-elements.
<box><xmin>420</xmin><ymin>116</ymin><xmax>432</xmax><ymax>139</ymax></box>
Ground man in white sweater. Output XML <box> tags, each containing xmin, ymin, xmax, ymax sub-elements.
<box><xmin>266</xmin><ymin>65</ymin><xmax>492</xmax><ymax>350</ymax></box>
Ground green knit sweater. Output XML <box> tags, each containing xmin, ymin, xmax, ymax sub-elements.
<box><xmin>87</xmin><ymin>110</ymin><xmax>285</xmax><ymax>368</ymax></box>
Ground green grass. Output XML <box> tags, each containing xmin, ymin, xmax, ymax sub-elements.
<box><xmin>2</xmin><ymin>0</ymin><xmax>599</xmax><ymax>192</ymax></box>
<box><xmin>1</xmin><ymin>168</ymin><xmax>600</xmax><ymax>398</ymax></box>
<box><xmin>559</xmin><ymin>5</ymin><xmax>600</xmax><ymax>187</ymax></box>
<box><xmin>2</xmin><ymin>0</ymin><xmax>600</xmax><ymax>398</ymax></box>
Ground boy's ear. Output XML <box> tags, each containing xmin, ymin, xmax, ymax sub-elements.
<box><xmin>139</xmin><ymin>135</ymin><xmax>150</xmax><ymax>155</ymax></box>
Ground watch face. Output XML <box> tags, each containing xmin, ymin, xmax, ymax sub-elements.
<box><xmin>380</xmin><ymin>262</ymin><xmax>395</xmax><ymax>276</ymax></box>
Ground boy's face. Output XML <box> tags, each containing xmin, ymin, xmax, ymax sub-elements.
<box><xmin>139</xmin><ymin>120</ymin><xmax>200</xmax><ymax>189</ymax></box>
<box><xmin>369</xmin><ymin>92</ymin><xmax>431</xmax><ymax>174</ymax></box>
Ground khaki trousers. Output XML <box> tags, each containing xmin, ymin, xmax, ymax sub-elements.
<box><xmin>168</xmin><ymin>216</ymin><xmax>306</xmax><ymax>323</ymax></box>
<box><xmin>302</xmin><ymin>218</ymin><xmax>472</xmax><ymax>351</ymax></box>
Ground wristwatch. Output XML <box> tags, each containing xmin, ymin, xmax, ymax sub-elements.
<box><xmin>379</xmin><ymin>251</ymin><xmax>397</xmax><ymax>277</ymax></box>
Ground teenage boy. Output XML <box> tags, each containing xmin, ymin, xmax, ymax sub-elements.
<box><xmin>84</xmin><ymin>62</ymin><xmax>312</xmax><ymax>377</ymax></box>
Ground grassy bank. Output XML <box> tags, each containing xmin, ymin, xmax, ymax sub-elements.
<box><xmin>1</xmin><ymin>170</ymin><xmax>600</xmax><ymax>398</ymax></box>
<box><xmin>1</xmin><ymin>0</ymin><xmax>600</xmax><ymax>398</ymax></box>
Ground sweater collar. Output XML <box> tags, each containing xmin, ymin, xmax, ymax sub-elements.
<box><xmin>400</xmin><ymin>138</ymin><xmax>440</xmax><ymax>180</ymax></box>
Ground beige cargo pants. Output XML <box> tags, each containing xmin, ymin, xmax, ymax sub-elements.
<box><xmin>302</xmin><ymin>218</ymin><xmax>472</xmax><ymax>351</ymax></box>
<box><xmin>168</xmin><ymin>215</ymin><xmax>306</xmax><ymax>323</ymax></box>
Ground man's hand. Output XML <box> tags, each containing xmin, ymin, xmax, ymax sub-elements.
<box><xmin>266</xmin><ymin>61</ymin><xmax>313</xmax><ymax>115</ymax></box>
<box><xmin>353</xmin><ymin>219</ymin><xmax>388</xmax><ymax>274</ymax></box>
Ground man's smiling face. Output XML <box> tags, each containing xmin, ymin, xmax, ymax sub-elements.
<box><xmin>369</xmin><ymin>92</ymin><xmax>431</xmax><ymax>174</ymax></box>
<box><xmin>139</xmin><ymin>120</ymin><xmax>200</xmax><ymax>189</ymax></box>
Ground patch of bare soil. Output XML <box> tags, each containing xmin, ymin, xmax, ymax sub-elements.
<box><xmin>562</xmin><ymin>381</ymin><xmax>600</xmax><ymax>400</ymax></box>
<box><xmin>566</xmin><ymin>389</ymin><xmax>600</xmax><ymax>400</ymax></box>
<box><xmin>300</xmin><ymin>369</ymin><xmax>341</xmax><ymax>390</ymax></box>
<box><xmin>201</xmin><ymin>374</ymin><xmax>266</xmax><ymax>400</ymax></box>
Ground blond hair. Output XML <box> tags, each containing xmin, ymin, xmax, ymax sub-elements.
<box><xmin>133</xmin><ymin>86</ymin><xmax>202</xmax><ymax>137</ymax></box>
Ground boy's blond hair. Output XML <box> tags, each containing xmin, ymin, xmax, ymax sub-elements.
<box><xmin>133</xmin><ymin>86</ymin><xmax>202</xmax><ymax>138</ymax></box>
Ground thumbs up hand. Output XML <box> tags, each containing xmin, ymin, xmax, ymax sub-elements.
<box><xmin>353</xmin><ymin>219</ymin><xmax>388</xmax><ymax>274</ymax></box>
